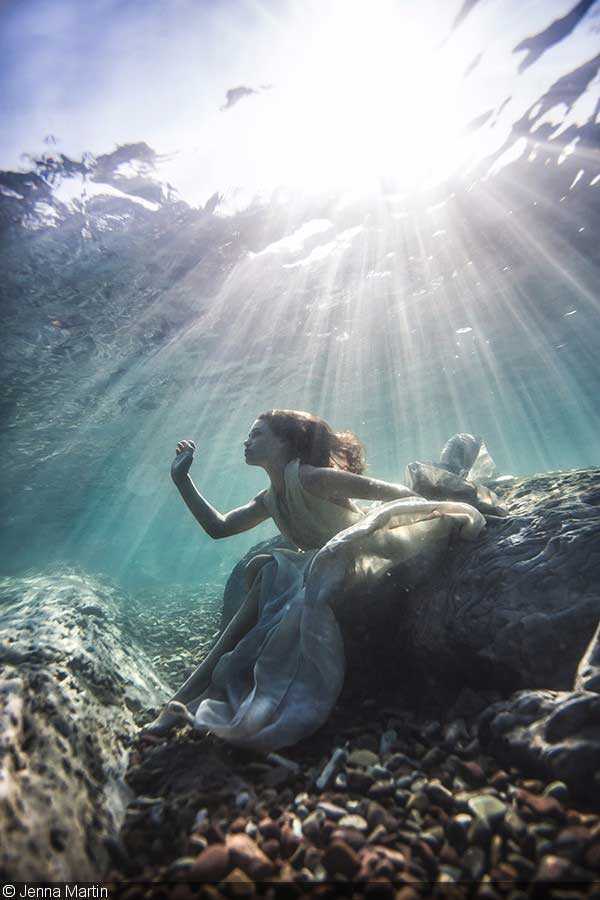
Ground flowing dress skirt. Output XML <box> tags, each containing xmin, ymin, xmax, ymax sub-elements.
<box><xmin>193</xmin><ymin>499</ymin><xmax>485</xmax><ymax>752</ymax></box>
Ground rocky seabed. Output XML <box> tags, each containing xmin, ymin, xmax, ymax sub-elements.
<box><xmin>1</xmin><ymin>469</ymin><xmax>600</xmax><ymax>896</ymax></box>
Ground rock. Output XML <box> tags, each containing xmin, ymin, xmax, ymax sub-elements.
<box><xmin>479</xmin><ymin>689</ymin><xmax>600</xmax><ymax>803</ymax></box>
<box><xmin>446</xmin><ymin>814</ymin><xmax>472</xmax><ymax>852</ymax></box>
<box><xmin>468</xmin><ymin>816</ymin><xmax>492</xmax><ymax>848</ymax></box>
<box><xmin>553</xmin><ymin>826</ymin><xmax>591</xmax><ymax>863</ymax></box>
<box><xmin>424</xmin><ymin>781</ymin><xmax>455</xmax><ymax>812</ymax></box>
<box><xmin>0</xmin><ymin>572</ymin><xmax>168</xmax><ymax>881</ymax></box>
<box><xmin>301</xmin><ymin>810</ymin><xmax>324</xmax><ymax>840</ymax></box>
<box><xmin>467</xmin><ymin>795</ymin><xmax>507</xmax><ymax>829</ymax></box>
<box><xmin>368</xmin><ymin>780</ymin><xmax>395</xmax><ymax>800</ymax></box>
<box><xmin>543</xmin><ymin>781</ymin><xmax>569</xmax><ymax>803</ymax></box>
<box><xmin>338</xmin><ymin>814</ymin><xmax>368</xmax><ymax>832</ymax></box>
<box><xmin>322</xmin><ymin>840</ymin><xmax>360</xmax><ymax>878</ymax></box>
<box><xmin>463</xmin><ymin>846</ymin><xmax>486</xmax><ymax>880</ymax></box>
<box><xmin>516</xmin><ymin>788</ymin><xmax>565</xmax><ymax>821</ymax></box>
<box><xmin>225</xmin><ymin>833</ymin><xmax>274</xmax><ymax>880</ymax></box>
<box><xmin>366</xmin><ymin>801</ymin><xmax>391</xmax><ymax>830</ymax></box>
<box><xmin>223</xmin><ymin>866</ymin><xmax>254</xmax><ymax>887</ymax></box>
<box><xmin>257</xmin><ymin>817</ymin><xmax>280</xmax><ymax>839</ymax></box>
<box><xmin>459</xmin><ymin>760</ymin><xmax>486</xmax><ymax>786</ymax></box>
<box><xmin>316</xmin><ymin>801</ymin><xmax>346</xmax><ymax>821</ymax></box>
<box><xmin>387</xmin><ymin>752</ymin><xmax>419</xmax><ymax>772</ymax></box>
<box><xmin>189</xmin><ymin>844</ymin><xmax>231</xmax><ymax>881</ymax></box>
<box><xmin>406</xmin><ymin>792</ymin><xmax>429</xmax><ymax>814</ymax></box>
<box><xmin>314</xmin><ymin>747</ymin><xmax>347</xmax><ymax>790</ymax></box>
<box><xmin>349</xmin><ymin>749</ymin><xmax>380</xmax><ymax>768</ymax></box>
<box><xmin>346</xmin><ymin>768</ymin><xmax>375</xmax><ymax>793</ymax></box>
<box><xmin>331</xmin><ymin>827</ymin><xmax>366</xmax><ymax>852</ymax></box>
<box><xmin>535</xmin><ymin>854</ymin><xmax>572</xmax><ymax>882</ymax></box>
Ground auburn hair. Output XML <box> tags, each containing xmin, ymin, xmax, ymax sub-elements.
<box><xmin>258</xmin><ymin>409</ymin><xmax>366</xmax><ymax>474</ymax></box>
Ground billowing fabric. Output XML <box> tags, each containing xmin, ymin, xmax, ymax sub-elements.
<box><xmin>405</xmin><ymin>433</ymin><xmax>507</xmax><ymax>516</ymax></box>
<box><xmin>193</xmin><ymin>457</ymin><xmax>485</xmax><ymax>752</ymax></box>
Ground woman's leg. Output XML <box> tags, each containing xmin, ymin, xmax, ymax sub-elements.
<box><xmin>172</xmin><ymin>580</ymin><xmax>261</xmax><ymax>703</ymax></box>
<box><xmin>140</xmin><ymin>576</ymin><xmax>262</xmax><ymax>736</ymax></box>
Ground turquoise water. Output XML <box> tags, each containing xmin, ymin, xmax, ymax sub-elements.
<box><xmin>1</xmin><ymin>2</ymin><xmax>599</xmax><ymax>593</ymax></box>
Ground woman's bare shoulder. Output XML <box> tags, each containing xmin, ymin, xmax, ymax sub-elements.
<box><xmin>298</xmin><ymin>463</ymin><xmax>324</xmax><ymax>489</ymax></box>
<box><xmin>298</xmin><ymin>464</ymin><xmax>351</xmax><ymax>493</ymax></box>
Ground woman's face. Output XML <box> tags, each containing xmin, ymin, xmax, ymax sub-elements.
<box><xmin>244</xmin><ymin>418</ymin><xmax>289</xmax><ymax>467</ymax></box>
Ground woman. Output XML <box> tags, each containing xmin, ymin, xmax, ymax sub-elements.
<box><xmin>141</xmin><ymin>410</ymin><xmax>485</xmax><ymax>752</ymax></box>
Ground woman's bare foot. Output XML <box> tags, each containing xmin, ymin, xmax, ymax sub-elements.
<box><xmin>166</xmin><ymin>700</ymin><xmax>196</xmax><ymax>726</ymax></box>
<box><xmin>139</xmin><ymin>704</ymin><xmax>187</xmax><ymax>739</ymax></box>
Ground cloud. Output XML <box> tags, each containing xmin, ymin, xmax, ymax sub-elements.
<box><xmin>220</xmin><ymin>83</ymin><xmax>273</xmax><ymax>111</ymax></box>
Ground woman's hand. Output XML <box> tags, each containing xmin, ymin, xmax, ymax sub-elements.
<box><xmin>171</xmin><ymin>439</ymin><xmax>196</xmax><ymax>483</ymax></box>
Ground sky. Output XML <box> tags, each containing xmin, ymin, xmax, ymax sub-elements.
<box><xmin>1</xmin><ymin>0</ymin><xmax>599</xmax><ymax>206</ymax></box>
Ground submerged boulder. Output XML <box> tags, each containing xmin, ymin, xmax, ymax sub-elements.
<box><xmin>0</xmin><ymin>571</ymin><xmax>169</xmax><ymax>881</ymax></box>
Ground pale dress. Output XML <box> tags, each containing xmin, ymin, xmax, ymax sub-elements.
<box><xmin>192</xmin><ymin>459</ymin><xmax>485</xmax><ymax>753</ymax></box>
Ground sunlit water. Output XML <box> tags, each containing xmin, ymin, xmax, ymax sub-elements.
<box><xmin>1</xmin><ymin>1</ymin><xmax>599</xmax><ymax>600</ymax></box>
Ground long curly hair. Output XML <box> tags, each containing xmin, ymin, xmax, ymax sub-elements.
<box><xmin>258</xmin><ymin>409</ymin><xmax>366</xmax><ymax>474</ymax></box>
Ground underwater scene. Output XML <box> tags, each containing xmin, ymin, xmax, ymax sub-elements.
<box><xmin>1</xmin><ymin>0</ymin><xmax>600</xmax><ymax>892</ymax></box>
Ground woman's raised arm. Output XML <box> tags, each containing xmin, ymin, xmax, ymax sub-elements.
<box><xmin>171</xmin><ymin>440</ymin><xmax>270</xmax><ymax>539</ymax></box>
<box><xmin>299</xmin><ymin>465</ymin><xmax>418</xmax><ymax>503</ymax></box>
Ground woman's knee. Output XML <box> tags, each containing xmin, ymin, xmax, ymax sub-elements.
<box><xmin>244</xmin><ymin>554</ymin><xmax>273</xmax><ymax>592</ymax></box>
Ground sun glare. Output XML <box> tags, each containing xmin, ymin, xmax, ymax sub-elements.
<box><xmin>270</xmin><ymin>0</ymin><xmax>469</xmax><ymax>191</ymax></box>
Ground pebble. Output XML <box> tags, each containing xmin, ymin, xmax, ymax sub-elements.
<box><xmin>316</xmin><ymin>801</ymin><xmax>346</xmax><ymax>821</ymax></box>
<box><xmin>387</xmin><ymin>752</ymin><xmax>419</xmax><ymax>772</ymax></box>
<box><xmin>424</xmin><ymin>781</ymin><xmax>455</xmax><ymax>811</ymax></box>
<box><xmin>225</xmin><ymin>833</ymin><xmax>274</xmax><ymax>880</ymax></box>
<box><xmin>189</xmin><ymin>844</ymin><xmax>231</xmax><ymax>881</ymax></box>
<box><xmin>468</xmin><ymin>794</ymin><xmax>507</xmax><ymax>828</ymax></box>
<box><xmin>315</xmin><ymin>747</ymin><xmax>347</xmax><ymax>790</ymax></box>
<box><xmin>116</xmin><ymin>689</ymin><xmax>600</xmax><ymax>893</ymax></box>
<box><xmin>348</xmin><ymin>748</ymin><xmax>380</xmax><ymax>768</ymax></box>
<box><xmin>463</xmin><ymin>845</ymin><xmax>486</xmax><ymax>880</ymax></box>
<box><xmin>517</xmin><ymin>788</ymin><xmax>565</xmax><ymax>821</ymax></box>
<box><xmin>446</xmin><ymin>813</ymin><xmax>472</xmax><ymax>851</ymax></box>
<box><xmin>346</xmin><ymin>768</ymin><xmax>375</xmax><ymax>792</ymax></box>
<box><xmin>244</xmin><ymin>821</ymin><xmax>258</xmax><ymax>839</ymax></box>
<box><xmin>368</xmin><ymin>764</ymin><xmax>392</xmax><ymax>779</ymax></box>
<box><xmin>395</xmin><ymin>774</ymin><xmax>415</xmax><ymax>789</ymax></box>
<box><xmin>406</xmin><ymin>792</ymin><xmax>429</xmax><ymax>814</ymax></box>
<box><xmin>257</xmin><ymin>817</ymin><xmax>279</xmax><ymax>840</ymax></box>
<box><xmin>301</xmin><ymin>810</ymin><xmax>325</xmax><ymax>840</ymax></box>
<box><xmin>338</xmin><ymin>814</ymin><xmax>368</xmax><ymax>832</ymax></box>
<box><xmin>543</xmin><ymin>780</ymin><xmax>569</xmax><ymax>803</ymax></box>
<box><xmin>331</xmin><ymin>827</ymin><xmax>366</xmax><ymax>851</ymax></box>
<box><xmin>322</xmin><ymin>839</ymin><xmax>360</xmax><ymax>877</ymax></box>
<box><xmin>367</xmin><ymin>824</ymin><xmax>388</xmax><ymax>844</ymax></box>
<box><xmin>235</xmin><ymin>791</ymin><xmax>250</xmax><ymax>809</ymax></box>
<box><xmin>368</xmin><ymin>779</ymin><xmax>395</xmax><ymax>799</ymax></box>
<box><xmin>535</xmin><ymin>853</ymin><xmax>572</xmax><ymax>882</ymax></box>
<box><xmin>469</xmin><ymin>815</ymin><xmax>492</xmax><ymax>848</ymax></box>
